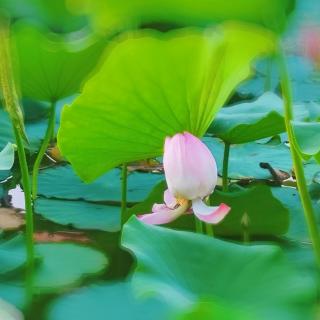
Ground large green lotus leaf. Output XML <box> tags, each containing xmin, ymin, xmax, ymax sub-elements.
<box><xmin>47</xmin><ymin>282</ymin><xmax>172</xmax><ymax>320</ymax></box>
<box><xmin>37</xmin><ymin>165</ymin><xmax>163</xmax><ymax>203</ymax></box>
<box><xmin>0</xmin><ymin>143</ymin><xmax>15</xmax><ymax>171</ymax></box>
<box><xmin>122</xmin><ymin>218</ymin><xmax>316</xmax><ymax>320</ymax></box>
<box><xmin>210</xmin><ymin>185</ymin><xmax>289</xmax><ymax>236</ymax></box>
<box><xmin>58</xmin><ymin>24</ymin><xmax>276</xmax><ymax>181</ymax></box>
<box><xmin>0</xmin><ymin>298</ymin><xmax>23</xmax><ymax>320</ymax></box>
<box><xmin>204</xmin><ymin>137</ymin><xmax>292</xmax><ymax>180</ymax></box>
<box><xmin>13</xmin><ymin>23</ymin><xmax>106</xmax><ymax>101</ymax></box>
<box><xmin>208</xmin><ymin>92</ymin><xmax>308</xmax><ymax>144</ymax></box>
<box><xmin>291</xmin><ymin>121</ymin><xmax>320</xmax><ymax>163</ymax></box>
<box><xmin>67</xmin><ymin>0</ymin><xmax>294</xmax><ymax>34</ymax></box>
<box><xmin>35</xmin><ymin>198</ymin><xmax>120</xmax><ymax>232</ymax></box>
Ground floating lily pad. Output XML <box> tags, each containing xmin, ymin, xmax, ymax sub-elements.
<box><xmin>291</xmin><ymin>121</ymin><xmax>320</xmax><ymax>162</ymax></box>
<box><xmin>272</xmin><ymin>186</ymin><xmax>320</xmax><ymax>242</ymax></box>
<box><xmin>33</xmin><ymin>243</ymin><xmax>108</xmax><ymax>293</ymax></box>
<box><xmin>204</xmin><ymin>137</ymin><xmax>292</xmax><ymax>180</ymax></box>
<box><xmin>37</xmin><ymin>165</ymin><xmax>163</xmax><ymax>203</ymax></box>
<box><xmin>0</xmin><ymin>236</ymin><xmax>26</xmax><ymax>276</ymax></box>
<box><xmin>0</xmin><ymin>109</ymin><xmax>56</xmax><ymax>152</ymax></box>
<box><xmin>0</xmin><ymin>235</ymin><xmax>108</xmax><ymax>297</ymax></box>
<box><xmin>47</xmin><ymin>281</ymin><xmax>172</xmax><ymax>320</ymax></box>
<box><xmin>0</xmin><ymin>143</ymin><xmax>15</xmax><ymax>171</ymax></box>
<box><xmin>210</xmin><ymin>185</ymin><xmax>290</xmax><ymax>236</ymax></box>
<box><xmin>58</xmin><ymin>24</ymin><xmax>275</xmax><ymax>181</ymax></box>
<box><xmin>35</xmin><ymin>198</ymin><xmax>120</xmax><ymax>232</ymax></box>
<box><xmin>208</xmin><ymin>92</ymin><xmax>307</xmax><ymax>144</ymax></box>
<box><xmin>122</xmin><ymin>218</ymin><xmax>316</xmax><ymax>320</ymax></box>
<box><xmin>13</xmin><ymin>23</ymin><xmax>106</xmax><ymax>101</ymax></box>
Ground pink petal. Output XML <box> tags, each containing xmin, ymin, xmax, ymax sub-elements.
<box><xmin>164</xmin><ymin>189</ymin><xmax>177</xmax><ymax>209</ymax></box>
<box><xmin>152</xmin><ymin>203</ymin><xmax>168</xmax><ymax>212</ymax></box>
<box><xmin>138</xmin><ymin>201</ymin><xmax>189</xmax><ymax>225</ymax></box>
<box><xmin>192</xmin><ymin>198</ymin><xmax>230</xmax><ymax>224</ymax></box>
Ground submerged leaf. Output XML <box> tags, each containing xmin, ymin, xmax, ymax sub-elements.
<box><xmin>59</xmin><ymin>23</ymin><xmax>275</xmax><ymax>181</ymax></box>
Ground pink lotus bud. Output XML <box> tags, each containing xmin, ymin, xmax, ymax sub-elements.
<box><xmin>138</xmin><ymin>132</ymin><xmax>230</xmax><ymax>226</ymax></box>
<box><xmin>163</xmin><ymin>132</ymin><xmax>217</xmax><ymax>200</ymax></box>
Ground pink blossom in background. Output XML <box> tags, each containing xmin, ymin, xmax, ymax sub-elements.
<box><xmin>301</xmin><ymin>25</ymin><xmax>320</xmax><ymax>68</ymax></box>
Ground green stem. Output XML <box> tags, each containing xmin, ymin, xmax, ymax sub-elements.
<box><xmin>222</xmin><ymin>143</ymin><xmax>230</xmax><ymax>192</ymax></box>
<box><xmin>241</xmin><ymin>212</ymin><xmax>250</xmax><ymax>244</ymax></box>
<box><xmin>32</xmin><ymin>101</ymin><xmax>56</xmax><ymax>200</ymax></box>
<box><xmin>205</xmin><ymin>224</ymin><xmax>214</xmax><ymax>237</ymax></box>
<box><xmin>195</xmin><ymin>218</ymin><xmax>203</xmax><ymax>234</ymax></box>
<box><xmin>277</xmin><ymin>49</ymin><xmax>320</xmax><ymax>268</ymax></box>
<box><xmin>13</xmin><ymin>126</ymin><xmax>34</xmax><ymax>304</ymax></box>
<box><xmin>120</xmin><ymin>163</ymin><xmax>128</xmax><ymax>227</ymax></box>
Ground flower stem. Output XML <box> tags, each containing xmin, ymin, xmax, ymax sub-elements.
<box><xmin>222</xmin><ymin>142</ymin><xmax>230</xmax><ymax>192</ymax></box>
<box><xmin>32</xmin><ymin>101</ymin><xmax>56</xmax><ymax>200</ymax></box>
<box><xmin>205</xmin><ymin>224</ymin><xmax>214</xmax><ymax>237</ymax></box>
<box><xmin>13</xmin><ymin>126</ymin><xmax>34</xmax><ymax>304</ymax></box>
<box><xmin>277</xmin><ymin>50</ymin><xmax>320</xmax><ymax>268</ymax></box>
<box><xmin>120</xmin><ymin>163</ymin><xmax>128</xmax><ymax>227</ymax></box>
<box><xmin>195</xmin><ymin>218</ymin><xmax>203</xmax><ymax>234</ymax></box>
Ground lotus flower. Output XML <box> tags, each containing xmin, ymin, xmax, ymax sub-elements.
<box><xmin>138</xmin><ymin>132</ymin><xmax>230</xmax><ymax>225</ymax></box>
<box><xmin>301</xmin><ymin>25</ymin><xmax>320</xmax><ymax>68</ymax></box>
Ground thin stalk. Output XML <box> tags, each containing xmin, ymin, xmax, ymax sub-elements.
<box><xmin>32</xmin><ymin>101</ymin><xmax>56</xmax><ymax>200</ymax></box>
<box><xmin>222</xmin><ymin>143</ymin><xmax>230</xmax><ymax>192</ymax></box>
<box><xmin>241</xmin><ymin>212</ymin><xmax>250</xmax><ymax>244</ymax></box>
<box><xmin>195</xmin><ymin>218</ymin><xmax>203</xmax><ymax>234</ymax></box>
<box><xmin>205</xmin><ymin>224</ymin><xmax>214</xmax><ymax>237</ymax></box>
<box><xmin>13</xmin><ymin>126</ymin><xmax>34</xmax><ymax>305</ymax></box>
<box><xmin>120</xmin><ymin>163</ymin><xmax>128</xmax><ymax>227</ymax></box>
<box><xmin>204</xmin><ymin>197</ymin><xmax>214</xmax><ymax>237</ymax></box>
<box><xmin>277</xmin><ymin>50</ymin><xmax>320</xmax><ymax>267</ymax></box>
<box><xmin>0</xmin><ymin>18</ymin><xmax>34</xmax><ymax>305</ymax></box>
